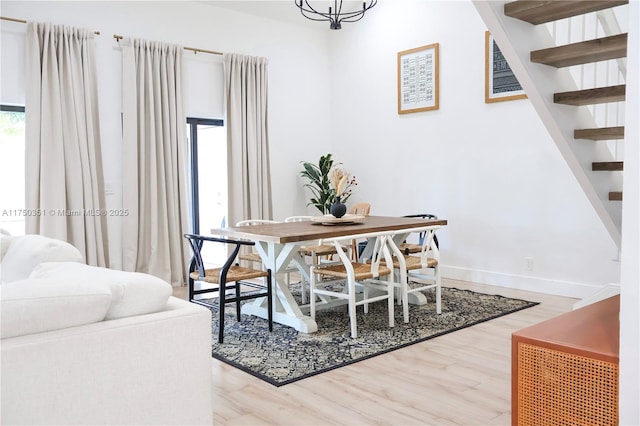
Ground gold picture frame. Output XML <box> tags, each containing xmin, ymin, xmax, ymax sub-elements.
<box><xmin>397</xmin><ymin>43</ymin><xmax>439</xmax><ymax>114</ymax></box>
<box><xmin>485</xmin><ymin>31</ymin><xmax>527</xmax><ymax>103</ymax></box>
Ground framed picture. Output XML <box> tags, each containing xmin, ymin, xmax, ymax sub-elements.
<box><xmin>485</xmin><ymin>31</ymin><xmax>526</xmax><ymax>103</ymax></box>
<box><xmin>397</xmin><ymin>43</ymin><xmax>439</xmax><ymax>114</ymax></box>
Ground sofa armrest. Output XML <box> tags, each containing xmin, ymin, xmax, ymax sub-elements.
<box><xmin>1</xmin><ymin>297</ymin><xmax>213</xmax><ymax>425</ymax></box>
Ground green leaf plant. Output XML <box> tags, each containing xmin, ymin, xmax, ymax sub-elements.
<box><xmin>300</xmin><ymin>153</ymin><xmax>356</xmax><ymax>214</ymax></box>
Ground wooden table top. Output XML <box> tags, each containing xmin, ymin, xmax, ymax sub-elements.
<box><xmin>513</xmin><ymin>295</ymin><xmax>619</xmax><ymax>363</ymax></box>
<box><xmin>210</xmin><ymin>215</ymin><xmax>448</xmax><ymax>244</ymax></box>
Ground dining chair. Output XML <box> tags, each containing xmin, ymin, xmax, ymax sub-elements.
<box><xmin>309</xmin><ymin>233</ymin><xmax>397</xmax><ymax>338</ymax></box>
<box><xmin>184</xmin><ymin>233</ymin><xmax>273</xmax><ymax>344</ymax></box>
<box><xmin>388</xmin><ymin>227</ymin><xmax>441</xmax><ymax>323</ymax></box>
<box><xmin>284</xmin><ymin>215</ymin><xmax>339</xmax><ymax>303</ymax></box>
<box><xmin>283</xmin><ymin>215</ymin><xmax>314</xmax><ymax>222</ymax></box>
<box><xmin>348</xmin><ymin>202</ymin><xmax>371</xmax><ymax>216</ymax></box>
<box><xmin>399</xmin><ymin>214</ymin><xmax>440</xmax><ymax>253</ymax></box>
<box><xmin>235</xmin><ymin>219</ymin><xmax>280</xmax><ymax>267</ymax></box>
<box><xmin>237</xmin><ymin>219</ymin><xmax>304</xmax><ymax>298</ymax></box>
<box><xmin>347</xmin><ymin>202</ymin><xmax>371</xmax><ymax>261</ymax></box>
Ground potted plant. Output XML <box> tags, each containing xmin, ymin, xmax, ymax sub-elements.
<box><xmin>300</xmin><ymin>153</ymin><xmax>356</xmax><ymax>214</ymax></box>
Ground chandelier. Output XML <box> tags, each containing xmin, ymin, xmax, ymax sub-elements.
<box><xmin>294</xmin><ymin>0</ymin><xmax>378</xmax><ymax>30</ymax></box>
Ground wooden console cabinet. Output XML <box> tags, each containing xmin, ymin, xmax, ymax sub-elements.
<box><xmin>512</xmin><ymin>295</ymin><xmax>619</xmax><ymax>425</ymax></box>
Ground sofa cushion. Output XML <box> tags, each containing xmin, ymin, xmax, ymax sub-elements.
<box><xmin>0</xmin><ymin>278</ymin><xmax>113</xmax><ymax>339</ymax></box>
<box><xmin>30</xmin><ymin>262</ymin><xmax>172</xmax><ymax>320</ymax></box>
<box><xmin>1</xmin><ymin>234</ymin><xmax>13</xmax><ymax>263</ymax></box>
<box><xmin>1</xmin><ymin>234</ymin><xmax>84</xmax><ymax>283</ymax></box>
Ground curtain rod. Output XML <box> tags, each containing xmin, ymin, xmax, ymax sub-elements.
<box><xmin>113</xmin><ymin>34</ymin><xmax>223</xmax><ymax>56</ymax></box>
<box><xmin>1</xmin><ymin>16</ymin><xmax>101</xmax><ymax>35</ymax></box>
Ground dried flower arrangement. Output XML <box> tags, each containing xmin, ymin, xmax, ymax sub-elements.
<box><xmin>300</xmin><ymin>153</ymin><xmax>357</xmax><ymax>214</ymax></box>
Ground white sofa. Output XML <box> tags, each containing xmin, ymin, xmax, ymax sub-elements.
<box><xmin>0</xmin><ymin>232</ymin><xmax>213</xmax><ymax>425</ymax></box>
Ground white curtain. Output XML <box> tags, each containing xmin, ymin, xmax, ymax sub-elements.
<box><xmin>223</xmin><ymin>53</ymin><xmax>273</xmax><ymax>225</ymax></box>
<box><xmin>121</xmin><ymin>38</ymin><xmax>189</xmax><ymax>287</ymax></box>
<box><xmin>25</xmin><ymin>22</ymin><xmax>109</xmax><ymax>267</ymax></box>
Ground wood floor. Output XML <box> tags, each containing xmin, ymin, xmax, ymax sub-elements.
<box><xmin>173</xmin><ymin>279</ymin><xmax>577</xmax><ymax>425</ymax></box>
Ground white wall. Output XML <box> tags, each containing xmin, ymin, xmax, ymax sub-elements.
<box><xmin>1</xmin><ymin>0</ymin><xmax>333</xmax><ymax>268</ymax></box>
<box><xmin>619</xmin><ymin>0</ymin><xmax>640</xmax><ymax>422</ymax></box>
<box><xmin>328</xmin><ymin>0</ymin><xmax>620</xmax><ymax>297</ymax></box>
<box><xmin>0</xmin><ymin>0</ymin><xmax>620</xmax><ymax>296</ymax></box>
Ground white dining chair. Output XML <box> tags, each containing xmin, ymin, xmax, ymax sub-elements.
<box><xmin>398</xmin><ymin>213</ymin><xmax>440</xmax><ymax>254</ymax></box>
<box><xmin>235</xmin><ymin>219</ymin><xmax>280</xmax><ymax>267</ymax></box>
<box><xmin>309</xmin><ymin>232</ymin><xmax>398</xmax><ymax>338</ymax></box>
<box><xmin>347</xmin><ymin>202</ymin><xmax>371</xmax><ymax>261</ymax></box>
<box><xmin>283</xmin><ymin>215</ymin><xmax>313</xmax><ymax>223</ymax></box>
<box><xmin>236</xmin><ymin>219</ymin><xmax>307</xmax><ymax>298</ymax></box>
<box><xmin>388</xmin><ymin>227</ymin><xmax>441</xmax><ymax>323</ymax></box>
<box><xmin>284</xmin><ymin>215</ymin><xmax>339</xmax><ymax>304</ymax></box>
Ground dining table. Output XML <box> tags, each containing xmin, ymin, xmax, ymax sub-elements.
<box><xmin>210</xmin><ymin>215</ymin><xmax>447</xmax><ymax>333</ymax></box>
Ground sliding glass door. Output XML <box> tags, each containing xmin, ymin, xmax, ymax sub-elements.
<box><xmin>186</xmin><ymin>117</ymin><xmax>226</xmax><ymax>265</ymax></box>
<box><xmin>0</xmin><ymin>105</ymin><xmax>26</xmax><ymax>235</ymax></box>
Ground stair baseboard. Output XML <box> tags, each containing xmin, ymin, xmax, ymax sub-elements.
<box><xmin>531</xmin><ymin>33</ymin><xmax>627</xmax><ymax>68</ymax></box>
<box><xmin>554</xmin><ymin>84</ymin><xmax>626</xmax><ymax>106</ymax></box>
<box><xmin>574</xmin><ymin>126</ymin><xmax>625</xmax><ymax>140</ymax></box>
<box><xmin>504</xmin><ymin>0</ymin><xmax>629</xmax><ymax>25</ymax></box>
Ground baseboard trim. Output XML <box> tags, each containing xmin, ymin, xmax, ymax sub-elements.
<box><xmin>441</xmin><ymin>265</ymin><xmax>603</xmax><ymax>299</ymax></box>
<box><xmin>572</xmin><ymin>283</ymin><xmax>621</xmax><ymax>309</ymax></box>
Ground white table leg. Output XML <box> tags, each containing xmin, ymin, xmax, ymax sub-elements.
<box><xmin>241</xmin><ymin>241</ymin><xmax>318</xmax><ymax>333</ymax></box>
<box><xmin>407</xmin><ymin>292</ymin><xmax>428</xmax><ymax>305</ymax></box>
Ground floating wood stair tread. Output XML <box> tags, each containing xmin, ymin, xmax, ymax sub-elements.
<box><xmin>504</xmin><ymin>0</ymin><xmax>629</xmax><ymax>25</ymax></box>
<box><xmin>554</xmin><ymin>84</ymin><xmax>626</xmax><ymax>106</ymax></box>
<box><xmin>531</xmin><ymin>34</ymin><xmax>627</xmax><ymax>68</ymax></box>
<box><xmin>574</xmin><ymin>126</ymin><xmax>625</xmax><ymax>140</ymax></box>
<box><xmin>609</xmin><ymin>192</ymin><xmax>622</xmax><ymax>201</ymax></box>
<box><xmin>592</xmin><ymin>161</ymin><xmax>623</xmax><ymax>171</ymax></box>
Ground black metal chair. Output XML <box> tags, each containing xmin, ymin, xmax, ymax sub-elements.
<box><xmin>400</xmin><ymin>214</ymin><xmax>440</xmax><ymax>253</ymax></box>
<box><xmin>184</xmin><ymin>234</ymin><xmax>273</xmax><ymax>343</ymax></box>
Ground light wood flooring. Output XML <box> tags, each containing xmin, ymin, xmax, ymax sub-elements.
<box><xmin>173</xmin><ymin>278</ymin><xmax>577</xmax><ymax>425</ymax></box>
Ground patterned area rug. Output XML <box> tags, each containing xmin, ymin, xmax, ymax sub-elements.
<box><xmin>204</xmin><ymin>285</ymin><xmax>538</xmax><ymax>386</ymax></box>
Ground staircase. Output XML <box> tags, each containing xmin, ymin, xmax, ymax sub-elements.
<box><xmin>473</xmin><ymin>0</ymin><xmax>631</xmax><ymax>247</ymax></box>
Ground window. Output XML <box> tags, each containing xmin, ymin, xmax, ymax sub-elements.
<box><xmin>186</xmin><ymin>117</ymin><xmax>227</xmax><ymax>265</ymax></box>
<box><xmin>0</xmin><ymin>105</ymin><xmax>26</xmax><ymax>235</ymax></box>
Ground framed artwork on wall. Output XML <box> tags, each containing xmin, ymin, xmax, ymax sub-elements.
<box><xmin>397</xmin><ymin>43</ymin><xmax>439</xmax><ymax>114</ymax></box>
<box><xmin>485</xmin><ymin>31</ymin><xmax>527</xmax><ymax>103</ymax></box>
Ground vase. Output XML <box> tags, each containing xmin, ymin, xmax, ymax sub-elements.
<box><xmin>330</xmin><ymin>196</ymin><xmax>347</xmax><ymax>218</ymax></box>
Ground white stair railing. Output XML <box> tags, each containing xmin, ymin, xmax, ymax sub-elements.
<box><xmin>545</xmin><ymin>6</ymin><xmax>628</xmax><ymax>160</ymax></box>
<box><xmin>473</xmin><ymin>0</ymin><xmax>625</xmax><ymax>246</ymax></box>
